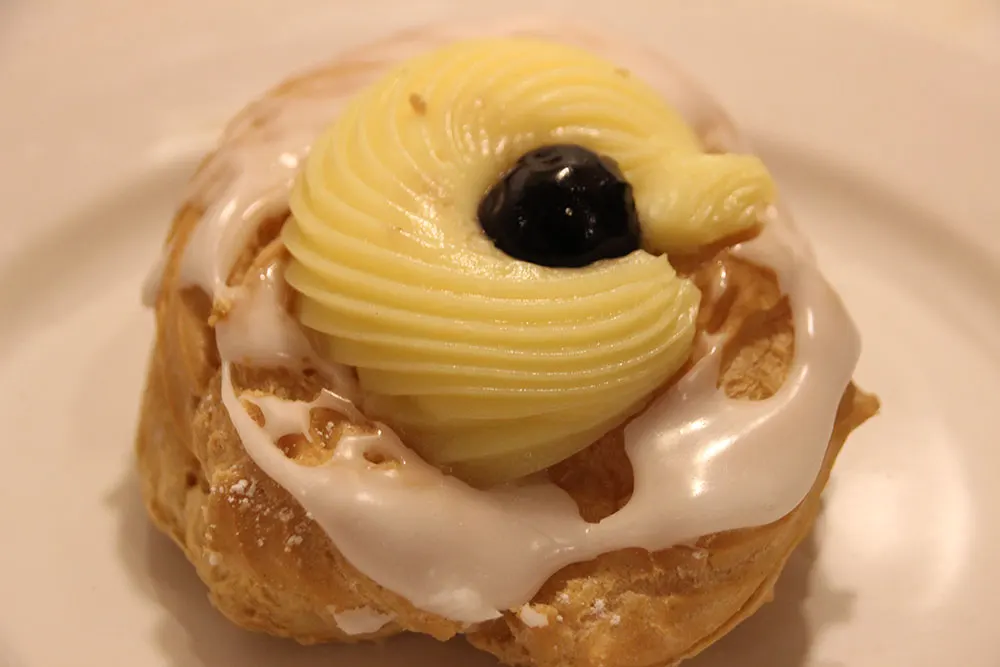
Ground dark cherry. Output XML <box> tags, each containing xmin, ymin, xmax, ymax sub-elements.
<box><xmin>477</xmin><ymin>144</ymin><xmax>641</xmax><ymax>268</ymax></box>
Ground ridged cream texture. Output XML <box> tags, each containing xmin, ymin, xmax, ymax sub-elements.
<box><xmin>283</xmin><ymin>37</ymin><xmax>776</xmax><ymax>483</ymax></box>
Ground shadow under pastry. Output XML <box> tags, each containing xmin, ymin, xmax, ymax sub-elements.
<box><xmin>689</xmin><ymin>507</ymin><xmax>854</xmax><ymax>667</ymax></box>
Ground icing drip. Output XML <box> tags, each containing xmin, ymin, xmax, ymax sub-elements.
<box><xmin>517</xmin><ymin>605</ymin><xmax>550</xmax><ymax>628</ymax></box>
<box><xmin>164</xmin><ymin>25</ymin><xmax>860</xmax><ymax>624</ymax></box>
<box><xmin>172</xmin><ymin>96</ymin><xmax>352</xmax><ymax>302</ymax></box>
<box><xmin>179</xmin><ymin>164</ymin><xmax>298</xmax><ymax>301</ymax></box>
<box><xmin>215</xmin><ymin>261</ymin><xmax>360</xmax><ymax>401</ymax></box>
<box><xmin>331</xmin><ymin>607</ymin><xmax>396</xmax><ymax>635</ymax></box>
<box><xmin>215</xmin><ymin>263</ymin><xmax>311</xmax><ymax>368</ymax></box>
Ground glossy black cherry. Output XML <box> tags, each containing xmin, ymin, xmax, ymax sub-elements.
<box><xmin>477</xmin><ymin>144</ymin><xmax>641</xmax><ymax>268</ymax></box>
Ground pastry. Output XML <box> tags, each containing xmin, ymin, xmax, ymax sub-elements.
<box><xmin>136</xmin><ymin>23</ymin><xmax>879</xmax><ymax>667</ymax></box>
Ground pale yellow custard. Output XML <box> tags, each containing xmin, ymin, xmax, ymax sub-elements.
<box><xmin>282</xmin><ymin>37</ymin><xmax>776</xmax><ymax>484</ymax></box>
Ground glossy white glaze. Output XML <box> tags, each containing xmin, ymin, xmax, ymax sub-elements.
<box><xmin>517</xmin><ymin>604</ymin><xmax>550</xmax><ymax>628</ymax></box>
<box><xmin>330</xmin><ymin>607</ymin><xmax>396</xmax><ymax>635</ymax></box>
<box><xmin>215</xmin><ymin>261</ymin><xmax>360</xmax><ymax>400</ymax></box>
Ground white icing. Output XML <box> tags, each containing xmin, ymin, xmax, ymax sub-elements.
<box><xmin>215</xmin><ymin>263</ymin><xmax>311</xmax><ymax>368</ymax></box>
<box><xmin>517</xmin><ymin>604</ymin><xmax>549</xmax><ymax>628</ymax></box>
<box><xmin>168</xmin><ymin>25</ymin><xmax>860</xmax><ymax>625</ymax></box>
<box><xmin>179</xmin><ymin>173</ymin><xmax>291</xmax><ymax>300</ymax></box>
<box><xmin>173</xmin><ymin>97</ymin><xmax>349</xmax><ymax>301</ymax></box>
<box><xmin>329</xmin><ymin>606</ymin><xmax>396</xmax><ymax>635</ymax></box>
<box><xmin>706</xmin><ymin>259</ymin><xmax>729</xmax><ymax>303</ymax></box>
<box><xmin>215</xmin><ymin>261</ymin><xmax>360</xmax><ymax>401</ymax></box>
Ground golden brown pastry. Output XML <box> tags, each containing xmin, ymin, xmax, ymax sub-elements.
<box><xmin>136</xmin><ymin>24</ymin><xmax>878</xmax><ymax>667</ymax></box>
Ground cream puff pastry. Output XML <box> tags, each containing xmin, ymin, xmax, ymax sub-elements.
<box><xmin>136</xmin><ymin>24</ymin><xmax>878</xmax><ymax>667</ymax></box>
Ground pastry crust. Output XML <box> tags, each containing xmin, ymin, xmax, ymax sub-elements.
<box><xmin>135</xmin><ymin>42</ymin><xmax>878</xmax><ymax>667</ymax></box>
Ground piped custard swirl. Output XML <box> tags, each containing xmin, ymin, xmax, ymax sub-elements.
<box><xmin>283</xmin><ymin>38</ymin><xmax>775</xmax><ymax>483</ymax></box>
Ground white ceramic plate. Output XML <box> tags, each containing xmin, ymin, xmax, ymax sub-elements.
<box><xmin>1</xmin><ymin>2</ymin><xmax>998</xmax><ymax>666</ymax></box>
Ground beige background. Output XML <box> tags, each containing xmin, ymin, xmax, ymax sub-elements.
<box><xmin>823</xmin><ymin>0</ymin><xmax>999</xmax><ymax>56</ymax></box>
